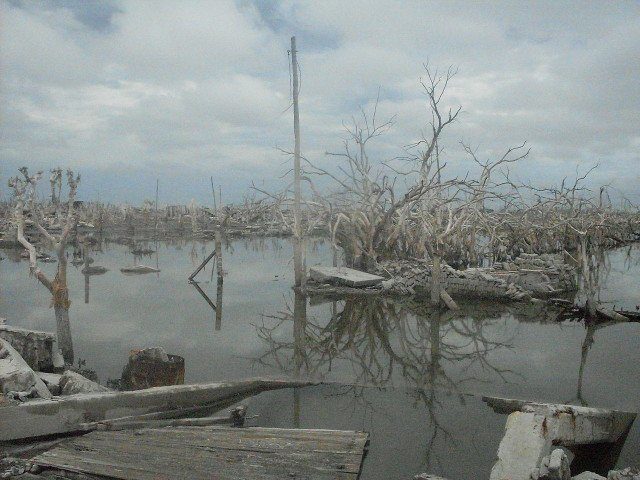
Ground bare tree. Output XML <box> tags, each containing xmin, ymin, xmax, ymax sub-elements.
<box><xmin>8</xmin><ymin>167</ymin><xmax>80</xmax><ymax>363</ymax></box>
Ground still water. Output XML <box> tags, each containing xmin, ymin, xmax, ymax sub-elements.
<box><xmin>1</xmin><ymin>238</ymin><xmax>639</xmax><ymax>479</ymax></box>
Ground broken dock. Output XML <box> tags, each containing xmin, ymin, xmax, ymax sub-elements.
<box><xmin>28</xmin><ymin>426</ymin><xmax>369</xmax><ymax>479</ymax></box>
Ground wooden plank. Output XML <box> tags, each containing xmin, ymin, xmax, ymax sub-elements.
<box><xmin>309</xmin><ymin>266</ymin><xmax>384</xmax><ymax>287</ymax></box>
<box><xmin>33</xmin><ymin>426</ymin><xmax>369</xmax><ymax>480</ymax></box>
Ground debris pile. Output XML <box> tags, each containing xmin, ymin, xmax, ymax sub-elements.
<box><xmin>374</xmin><ymin>259</ymin><xmax>534</xmax><ymax>301</ymax></box>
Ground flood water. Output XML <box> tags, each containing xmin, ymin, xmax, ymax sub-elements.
<box><xmin>1</xmin><ymin>238</ymin><xmax>639</xmax><ymax>479</ymax></box>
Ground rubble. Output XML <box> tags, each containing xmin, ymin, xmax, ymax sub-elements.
<box><xmin>0</xmin><ymin>325</ymin><xmax>59</xmax><ymax>372</ymax></box>
<box><xmin>532</xmin><ymin>449</ymin><xmax>571</xmax><ymax>480</ymax></box>
<box><xmin>58</xmin><ymin>370</ymin><xmax>111</xmax><ymax>395</ymax></box>
<box><xmin>486</xmin><ymin>396</ymin><xmax>636</xmax><ymax>480</ymax></box>
<box><xmin>571</xmin><ymin>473</ymin><xmax>607</xmax><ymax>480</ymax></box>
<box><xmin>609</xmin><ymin>469</ymin><xmax>640</xmax><ymax>480</ymax></box>
<box><xmin>309</xmin><ymin>266</ymin><xmax>385</xmax><ymax>287</ymax></box>
<box><xmin>0</xmin><ymin>338</ymin><xmax>51</xmax><ymax>401</ymax></box>
<box><xmin>374</xmin><ymin>258</ymin><xmax>535</xmax><ymax>302</ymax></box>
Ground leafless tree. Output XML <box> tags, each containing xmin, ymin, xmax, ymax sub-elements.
<box><xmin>8</xmin><ymin>167</ymin><xmax>80</xmax><ymax>363</ymax></box>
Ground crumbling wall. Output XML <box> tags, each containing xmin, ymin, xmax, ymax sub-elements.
<box><xmin>0</xmin><ymin>325</ymin><xmax>58</xmax><ymax>372</ymax></box>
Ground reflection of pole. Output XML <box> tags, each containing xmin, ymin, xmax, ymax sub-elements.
<box><xmin>188</xmin><ymin>250</ymin><xmax>217</xmax><ymax>281</ymax></box>
<box><xmin>84</xmin><ymin>272</ymin><xmax>89</xmax><ymax>304</ymax></box>
<box><xmin>83</xmin><ymin>247</ymin><xmax>89</xmax><ymax>304</ymax></box>
<box><xmin>293</xmin><ymin>291</ymin><xmax>307</xmax><ymax>428</ymax></box>
<box><xmin>215</xmin><ymin>272</ymin><xmax>223</xmax><ymax>331</ymax></box>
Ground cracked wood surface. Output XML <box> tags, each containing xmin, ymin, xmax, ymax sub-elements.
<box><xmin>32</xmin><ymin>426</ymin><xmax>369</xmax><ymax>479</ymax></box>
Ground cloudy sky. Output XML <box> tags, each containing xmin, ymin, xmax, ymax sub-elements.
<box><xmin>1</xmin><ymin>0</ymin><xmax>638</xmax><ymax>204</ymax></box>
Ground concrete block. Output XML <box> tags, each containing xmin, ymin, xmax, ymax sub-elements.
<box><xmin>309</xmin><ymin>266</ymin><xmax>384</xmax><ymax>287</ymax></box>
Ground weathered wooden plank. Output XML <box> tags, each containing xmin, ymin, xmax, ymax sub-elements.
<box><xmin>33</xmin><ymin>426</ymin><xmax>369</xmax><ymax>480</ymax></box>
<box><xmin>69</xmin><ymin>427</ymin><xmax>368</xmax><ymax>458</ymax></box>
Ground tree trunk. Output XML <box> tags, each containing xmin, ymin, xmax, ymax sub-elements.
<box><xmin>55</xmin><ymin>304</ymin><xmax>74</xmax><ymax>365</ymax></box>
<box><xmin>55</xmin><ymin>248</ymin><xmax>74</xmax><ymax>364</ymax></box>
<box><xmin>579</xmin><ymin>236</ymin><xmax>597</xmax><ymax>318</ymax></box>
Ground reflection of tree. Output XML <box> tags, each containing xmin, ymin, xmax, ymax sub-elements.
<box><xmin>567</xmin><ymin>318</ymin><xmax>621</xmax><ymax>408</ymax></box>
<box><xmin>253</xmin><ymin>293</ymin><xmax>516</xmax><ymax>470</ymax></box>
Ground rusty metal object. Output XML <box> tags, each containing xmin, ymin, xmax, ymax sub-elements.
<box><xmin>120</xmin><ymin>348</ymin><xmax>185</xmax><ymax>390</ymax></box>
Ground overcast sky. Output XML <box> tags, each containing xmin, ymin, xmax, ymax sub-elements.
<box><xmin>1</xmin><ymin>0</ymin><xmax>638</xmax><ymax>205</ymax></box>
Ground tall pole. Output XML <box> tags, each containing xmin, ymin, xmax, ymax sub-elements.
<box><xmin>291</xmin><ymin>36</ymin><xmax>303</xmax><ymax>287</ymax></box>
<box><xmin>154</xmin><ymin>178</ymin><xmax>159</xmax><ymax>234</ymax></box>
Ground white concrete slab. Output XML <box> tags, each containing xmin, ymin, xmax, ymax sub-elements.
<box><xmin>309</xmin><ymin>266</ymin><xmax>384</xmax><ymax>287</ymax></box>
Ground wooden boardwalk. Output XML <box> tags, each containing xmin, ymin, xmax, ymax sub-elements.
<box><xmin>31</xmin><ymin>426</ymin><xmax>369</xmax><ymax>479</ymax></box>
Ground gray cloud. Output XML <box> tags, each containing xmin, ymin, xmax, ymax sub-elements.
<box><xmin>1</xmin><ymin>0</ymin><xmax>638</xmax><ymax>204</ymax></box>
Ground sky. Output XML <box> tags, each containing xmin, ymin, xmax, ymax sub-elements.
<box><xmin>1</xmin><ymin>0</ymin><xmax>639</xmax><ymax>205</ymax></box>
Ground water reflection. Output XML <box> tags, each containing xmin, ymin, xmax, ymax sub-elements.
<box><xmin>254</xmin><ymin>292</ymin><xmax>522</xmax><ymax>467</ymax></box>
<box><xmin>190</xmin><ymin>274</ymin><xmax>224</xmax><ymax>331</ymax></box>
<box><xmin>256</xmin><ymin>294</ymin><xmax>518</xmax><ymax>387</ymax></box>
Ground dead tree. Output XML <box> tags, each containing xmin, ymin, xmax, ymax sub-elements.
<box><xmin>8</xmin><ymin>167</ymin><xmax>80</xmax><ymax>364</ymax></box>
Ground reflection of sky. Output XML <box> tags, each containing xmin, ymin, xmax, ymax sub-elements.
<box><xmin>1</xmin><ymin>239</ymin><xmax>639</xmax><ymax>479</ymax></box>
<box><xmin>0</xmin><ymin>238</ymin><xmax>335</xmax><ymax>384</ymax></box>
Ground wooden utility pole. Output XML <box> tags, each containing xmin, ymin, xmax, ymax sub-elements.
<box><xmin>291</xmin><ymin>36</ymin><xmax>303</xmax><ymax>287</ymax></box>
<box><xmin>215</xmin><ymin>184</ymin><xmax>223</xmax><ymax>279</ymax></box>
<box><xmin>155</xmin><ymin>178</ymin><xmax>159</xmax><ymax>234</ymax></box>
<box><xmin>210</xmin><ymin>176</ymin><xmax>217</xmax><ymax>212</ymax></box>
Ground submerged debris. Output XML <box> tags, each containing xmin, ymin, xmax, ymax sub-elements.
<box><xmin>120</xmin><ymin>265</ymin><xmax>160</xmax><ymax>274</ymax></box>
<box><xmin>120</xmin><ymin>347</ymin><xmax>185</xmax><ymax>390</ymax></box>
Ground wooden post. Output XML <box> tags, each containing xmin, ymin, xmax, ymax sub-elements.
<box><xmin>215</xmin><ymin>185</ymin><xmax>223</xmax><ymax>279</ymax></box>
<box><xmin>291</xmin><ymin>36</ymin><xmax>304</xmax><ymax>287</ymax></box>
<box><xmin>210</xmin><ymin>176</ymin><xmax>217</xmax><ymax>213</ymax></box>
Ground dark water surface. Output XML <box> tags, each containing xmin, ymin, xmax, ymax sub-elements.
<box><xmin>1</xmin><ymin>239</ymin><xmax>639</xmax><ymax>479</ymax></box>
